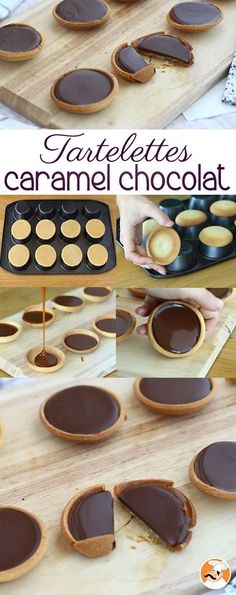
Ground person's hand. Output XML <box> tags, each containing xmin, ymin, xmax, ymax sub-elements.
<box><xmin>135</xmin><ymin>289</ymin><xmax>224</xmax><ymax>336</ymax></box>
<box><xmin>117</xmin><ymin>195</ymin><xmax>173</xmax><ymax>275</ymax></box>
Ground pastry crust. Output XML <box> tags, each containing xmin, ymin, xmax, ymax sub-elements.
<box><xmin>134</xmin><ymin>378</ymin><xmax>216</xmax><ymax>415</ymax></box>
<box><xmin>199</xmin><ymin>226</ymin><xmax>233</xmax><ymax>247</ymax></box>
<box><xmin>93</xmin><ymin>315</ymin><xmax>116</xmax><ymax>338</ymax></box>
<box><xmin>128</xmin><ymin>288</ymin><xmax>146</xmax><ymax>299</ymax></box>
<box><xmin>82</xmin><ymin>287</ymin><xmax>112</xmax><ymax>302</ymax></box>
<box><xmin>26</xmin><ymin>345</ymin><xmax>65</xmax><ymax>373</ymax></box>
<box><xmin>53</xmin><ymin>0</ymin><xmax>110</xmax><ymax>29</ymax></box>
<box><xmin>39</xmin><ymin>387</ymin><xmax>126</xmax><ymax>442</ymax></box>
<box><xmin>175</xmin><ymin>209</ymin><xmax>207</xmax><ymax>227</ymax></box>
<box><xmin>0</xmin><ymin>320</ymin><xmax>22</xmax><ymax>343</ymax></box>
<box><xmin>111</xmin><ymin>43</ymin><xmax>155</xmax><ymax>83</ymax></box>
<box><xmin>50</xmin><ymin>296</ymin><xmax>84</xmax><ymax>312</ymax></box>
<box><xmin>61</xmin><ymin>485</ymin><xmax>115</xmax><ymax>557</ymax></box>
<box><xmin>189</xmin><ymin>453</ymin><xmax>236</xmax><ymax>500</ymax></box>
<box><xmin>0</xmin><ymin>23</ymin><xmax>44</xmax><ymax>62</ymax></box>
<box><xmin>147</xmin><ymin>227</ymin><xmax>181</xmax><ymax>265</ymax></box>
<box><xmin>116</xmin><ymin>309</ymin><xmax>136</xmax><ymax>343</ymax></box>
<box><xmin>51</xmin><ymin>68</ymin><xmax>119</xmax><ymax>114</ymax></box>
<box><xmin>210</xmin><ymin>200</ymin><xmax>236</xmax><ymax>218</ymax></box>
<box><xmin>0</xmin><ymin>506</ymin><xmax>48</xmax><ymax>583</ymax></box>
<box><xmin>167</xmin><ymin>3</ymin><xmax>223</xmax><ymax>32</ymax></box>
<box><xmin>147</xmin><ymin>300</ymin><xmax>205</xmax><ymax>358</ymax></box>
<box><xmin>114</xmin><ymin>479</ymin><xmax>196</xmax><ymax>551</ymax></box>
<box><xmin>22</xmin><ymin>304</ymin><xmax>55</xmax><ymax>327</ymax></box>
<box><xmin>132</xmin><ymin>31</ymin><xmax>194</xmax><ymax>66</ymax></box>
<box><xmin>63</xmin><ymin>328</ymin><xmax>100</xmax><ymax>354</ymax></box>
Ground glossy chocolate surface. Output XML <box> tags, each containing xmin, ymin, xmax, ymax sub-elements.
<box><xmin>68</xmin><ymin>490</ymin><xmax>114</xmax><ymax>540</ymax></box>
<box><xmin>169</xmin><ymin>2</ymin><xmax>221</xmax><ymax>26</ymax></box>
<box><xmin>152</xmin><ymin>302</ymin><xmax>201</xmax><ymax>353</ymax></box>
<box><xmin>0</xmin><ymin>24</ymin><xmax>42</xmax><ymax>53</ymax></box>
<box><xmin>194</xmin><ymin>441</ymin><xmax>236</xmax><ymax>492</ymax></box>
<box><xmin>0</xmin><ymin>323</ymin><xmax>17</xmax><ymax>337</ymax></box>
<box><xmin>116</xmin><ymin>312</ymin><xmax>133</xmax><ymax>337</ymax></box>
<box><xmin>53</xmin><ymin>295</ymin><xmax>83</xmax><ymax>307</ymax></box>
<box><xmin>34</xmin><ymin>351</ymin><xmax>58</xmax><ymax>368</ymax></box>
<box><xmin>65</xmin><ymin>333</ymin><xmax>98</xmax><ymax>351</ymax></box>
<box><xmin>117</xmin><ymin>483</ymin><xmax>192</xmax><ymax>547</ymax></box>
<box><xmin>55</xmin><ymin>0</ymin><xmax>107</xmax><ymax>23</ymax></box>
<box><xmin>0</xmin><ymin>508</ymin><xmax>41</xmax><ymax>571</ymax></box>
<box><xmin>135</xmin><ymin>33</ymin><xmax>192</xmax><ymax>64</ymax></box>
<box><xmin>23</xmin><ymin>311</ymin><xmax>52</xmax><ymax>324</ymax></box>
<box><xmin>139</xmin><ymin>378</ymin><xmax>212</xmax><ymax>404</ymax></box>
<box><xmin>117</xmin><ymin>46</ymin><xmax>148</xmax><ymax>73</ymax></box>
<box><xmin>96</xmin><ymin>318</ymin><xmax>116</xmax><ymax>334</ymax></box>
<box><xmin>208</xmin><ymin>288</ymin><xmax>232</xmax><ymax>299</ymax></box>
<box><xmin>43</xmin><ymin>385</ymin><xmax>120</xmax><ymax>434</ymax></box>
<box><xmin>54</xmin><ymin>70</ymin><xmax>113</xmax><ymax>106</ymax></box>
<box><xmin>84</xmin><ymin>287</ymin><xmax>110</xmax><ymax>297</ymax></box>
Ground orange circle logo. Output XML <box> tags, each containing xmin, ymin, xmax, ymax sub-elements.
<box><xmin>200</xmin><ymin>558</ymin><xmax>231</xmax><ymax>590</ymax></box>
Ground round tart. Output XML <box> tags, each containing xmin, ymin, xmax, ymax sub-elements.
<box><xmin>114</xmin><ymin>480</ymin><xmax>196</xmax><ymax>551</ymax></box>
<box><xmin>0</xmin><ymin>24</ymin><xmax>43</xmax><ymax>62</ymax></box>
<box><xmin>51</xmin><ymin>68</ymin><xmax>119</xmax><ymax>114</ymax></box>
<box><xmin>40</xmin><ymin>385</ymin><xmax>125</xmax><ymax>442</ymax></box>
<box><xmin>147</xmin><ymin>300</ymin><xmax>205</xmax><ymax>358</ymax></box>
<box><xmin>82</xmin><ymin>287</ymin><xmax>112</xmax><ymax>302</ymax></box>
<box><xmin>61</xmin><ymin>219</ymin><xmax>81</xmax><ymax>240</ymax></box>
<box><xmin>87</xmin><ymin>244</ymin><xmax>108</xmax><ymax>268</ymax></box>
<box><xmin>111</xmin><ymin>43</ymin><xmax>155</xmax><ymax>83</ymax></box>
<box><xmin>61</xmin><ymin>485</ymin><xmax>115</xmax><ymax>558</ymax></box>
<box><xmin>175</xmin><ymin>209</ymin><xmax>207</xmax><ymax>227</ymax></box>
<box><xmin>167</xmin><ymin>2</ymin><xmax>223</xmax><ymax>32</ymax></box>
<box><xmin>64</xmin><ymin>329</ymin><xmax>99</xmax><ymax>354</ymax></box>
<box><xmin>53</xmin><ymin>0</ymin><xmax>110</xmax><ymax>30</ymax></box>
<box><xmin>8</xmin><ymin>244</ymin><xmax>30</xmax><ymax>269</ymax></box>
<box><xmin>132</xmin><ymin>32</ymin><xmax>194</xmax><ymax>66</ymax></box>
<box><xmin>147</xmin><ymin>227</ymin><xmax>181</xmax><ymax>266</ymax></box>
<box><xmin>134</xmin><ymin>378</ymin><xmax>216</xmax><ymax>415</ymax></box>
<box><xmin>27</xmin><ymin>345</ymin><xmax>65</xmax><ymax>373</ymax></box>
<box><xmin>93</xmin><ymin>315</ymin><xmax>116</xmax><ymax>337</ymax></box>
<box><xmin>35</xmin><ymin>245</ymin><xmax>57</xmax><ymax>269</ymax></box>
<box><xmin>116</xmin><ymin>309</ymin><xmax>136</xmax><ymax>342</ymax></box>
<box><xmin>51</xmin><ymin>295</ymin><xmax>84</xmax><ymax>312</ymax></box>
<box><xmin>199</xmin><ymin>227</ymin><xmax>233</xmax><ymax>259</ymax></box>
<box><xmin>0</xmin><ymin>506</ymin><xmax>47</xmax><ymax>583</ymax></box>
<box><xmin>210</xmin><ymin>200</ymin><xmax>236</xmax><ymax>218</ymax></box>
<box><xmin>36</xmin><ymin>220</ymin><xmax>56</xmax><ymax>242</ymax></box>
<box><xmin>0</xmin><ymin>320</ymin><xmax>22</xmax><ymax>343</ymax></box>
<box><xmin>11</xmin><ymin>220</ymin><xmax>31</xmax><ymax>243</ymax></box>
<box><xmin>22</xmin><ymin>305</ymin><xmax>55</xmax><ymax>327</ymax></box>
<box><xmin>207</xmin><ymin>288</ymin><xmax>234</xmax><ymax>302</ymax></box>
<box><xmin>128</xmin><ymin>288</ymin><xmax>146</xmax><ymax>299</ymax></box>
<box><xmin>85</xmin><ymin>219</ymin><xmax>105</xmax><ymax>240</ymax></box>
<box><xmin>189</xmin><ymin>441</ymin><xmax>236</xmax><ymax>499</ymax></box>
<box><xmin>61</xmin><ymin>244</ymin><xmax>83</xmax><ymax>269</ymax></box>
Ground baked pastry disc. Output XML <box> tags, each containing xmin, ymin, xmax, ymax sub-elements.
<box><xmin>0</xmin><ymin>320</ymin><xmax>22</xmax><ymax>343</ymax></box>
<box><xmin>189</xmin><ymin>441</ymin><xmax>236</xmax><ymax>500</ymax></box>
<box><xmin>116</xmin><ymin>309</ymin><xmax>136</xmax><ymax>342</ymax></box>
<box><xmin>51</xmin><ymin>68</ymin><xmax>119</xmax><ymax>114</ymax></box>
<box><xmin>50</xmin><ymin>295</ymin><xmax>84</xmax><ymax>312</ymax></box>
<box><xmin>93</xmin><ymin>315</ymin><xmax>116</xmax><ymax>338</ymax></box>
<box><xmin>53</xmin><ymin>0</ymin><xmax>110</xmax><ymax>30</ymax></box>
<box><xmin>111</xmin><ymin>43</ymin><xmax>155</xmax><ymax>83</ymax></box>
<box><xmin>22</xmin><ymin>304</ymin><xmax>55</xmax><ymax>327</ymax></box>
<box><xmin>26</xmin><ymin>345</ymin><xmax>65</xmax><ymax>373</ymax></box>
<box><xmin>147</xmin><ymin>227</ymin><xmax>181</xmax><ymax>265</ymax></box>
<box><xmin>82</xmin><ymin>287</ymin><xmax>112</xmax><ymax>302</ymax></box>
<box><xmin>0</xmin><ymin>23</ymin><xmax>44</xmax><ymax>62</ymax></box>
<box><xmin>0</xmin><ymin>506</ymin><xmax>48</xmax><ymax>583</ymax></box>
<box><xmin>63</xmin><ymin>329</ymin><xmax>100</xmax><ymax>354</ymax></box>
<box><xmin>167</xmin><ymin>2</ymin><xmax>223</xmax><ymax>32</ymax></box>
<box><xmin>134</xmin><ymin>378</ymin><xmax>216</xmax><ymax>415</ymax></box>
<box><xmin>61</xmin><ymin>485</ymin><xmax>115</xmax><ymax>558</ymax></box>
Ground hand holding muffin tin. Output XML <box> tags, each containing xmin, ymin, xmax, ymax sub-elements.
<box><xmin>1</xmin><ymin>199</ymin><xmax>116</xmax><ymax>275</ymax></box>
<box><xmin>117</xmin><ymin>195</ymin><xmax>236</xmax><ymax>279</ymax></box>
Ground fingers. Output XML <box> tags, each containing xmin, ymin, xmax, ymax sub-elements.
<box><xmin>136</xmin><ymin>323</ymin><xmax>148</xmax><ymax>336</ymax></box>
<box><xmin>136</xmin><ymin>295</ymin><xmax>162</xmax><ymax>317</ymax></box>
<box><xmin>182</xmin><ymin>289</ymin><xmax>224</xmax><ymax>312</ymax></box>
<box><xmin>200</xmin><ymin>308</ymin><xmax>220</xmax><ymax>336</ymax></box>
<box><xmin>147</xmin><ymin>203</ymin><xmax>174</xmax><ymax>227</ymax></box>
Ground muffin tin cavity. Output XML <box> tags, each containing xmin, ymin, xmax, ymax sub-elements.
<box><xmin>1</xmin><ymin>199</ymin><xmax>116</xmax><ymax>275</ymax></box>
<box><xmin>116</xmin><ymin>195</ymin><xmax>236</xmax><ymax>279</ymax></box>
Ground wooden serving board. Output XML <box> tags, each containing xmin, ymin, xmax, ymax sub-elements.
<box><xmin>0</xmin><ymin>288</ymin><xmax>116</xmax><ymax>377</ymax></box>
<box><xmin>0</xmin><ymin>377</ymin><xmax>236</xmax><ymax>595</ymax></box>
<box><xmin>0</xmin><ymin>0</ymin><xmax>235</xmax><ymax>128</ymax></box>
<box><xmin>117</xmin><ymin>289</ymin><xmax>236</xmax><ymax>377</ymax></box>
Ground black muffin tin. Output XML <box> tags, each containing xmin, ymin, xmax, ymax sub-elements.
<box><xmin>116</xmin><ymin>195</ymin><xmax>236</xmax><ymax>279</ymax></box>
<box><xmin>1</xmin><ymin>199</ymin><xmax>116</xmax><ymax>275</ymax></box>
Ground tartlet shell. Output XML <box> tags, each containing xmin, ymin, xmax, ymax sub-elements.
<box><xmin>93</xmin><ymin>315</ymin><xmax>116</xmax><ymax>338</ymax></box>
<box><xmin>132</xmin><ymin>31</ymin><xmax>194</xmax><ymax>66</ymax></box>
<box><xmin>22</xmin><ymin>304</ymin><xmax>55</xmax><ymax>328</ymax></box>
<box><xmin>189</xmin><ymin>452</ymin><xmax>236</xmax><ymax>500</ymax></box>
<box><xmin>51</xmin><ymin>68</ymin><xmax>119</xmax><ymax>114</ymax></box>
<box><xmin>111</xmin><ymin>43</ymin><xmax>155</xmax><ymax>83</ymax></box>
<box><xmin>0</xmin><ymin>23</ymin><xmax>44</xmax><ymax>62</ymax></box>
<box><xmin>134</xmin><ymin>378</ymin><xmax>216</xmax><ymax>415</ymax></box>
<box><xmin>0</xmin><ymin>320</ymin><xmax>22</xmax><ymax>343</ymax></box>
<box><xmin>26</xmin><ymin>345</ymin><xmax>65</xmax><ymax>373</ymax></box>
<box><xmin>63</xmin><ymin>328</ymin><xmax>100</xmax><ymax>354</ymax></box>
<box><xmin>167</xmin><ymin>4</ymin><xmax>223</xmax><ymax>32</ymax></box>
<box><xmin>116</xmin><ymin>309</ymin><xmax>136</xmax><ymax>343</ymax></box>
<box><xmin>53</xmin><ymin>0</ymin><xmax>110</xmax><ymax>29</ymax></box>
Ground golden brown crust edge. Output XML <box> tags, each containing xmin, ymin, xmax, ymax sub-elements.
<box><xmin>93</xmin><ymin>315</ymin><xmax>116</xmax><ymax>338</ymax></box>
<box><xmin>189</xmin><ymin>453</ymin><xmax>236</xmax><ymax>500</ymax></box>
<box><xmin>0</xmin><ymin>23</ymin><xmax>44</xmax><ymax>62</ymax></box>
<box><xmin>116</xmin><ymin>309</ymin><xmax>136</xmax><ymax>343</ymax></box>
<box><xmin>51</xmin><ymin>69</ymin><xmax>119</xmax><ymax>114</ymax></box>
<box><xmin>167</xmin><ymin>9</ymin><xmax>223</xmax><ymax>32</ymax></box>
<box><xmin>52</xmin><ymin>1</ymin><xmax>110</xmax><ymax>30</ymax></box>
<box><xmin>133</xmin><ymin>378</ymin><xmax>216</xmax><ymax>415</ymax></box>
<box><xmin>61</xmin><ymin>485</ymin><xmax>115</xmax><ymax>558</ymax></box>
<box><xmin>82</xmin><ymin>287</ymin><xmax>112</xmax><ymax>302</ymax></box>
<box><xmin>111</xmin><ymin>43</ymin><xmax>155</xmax><ymax>83</ymax></box>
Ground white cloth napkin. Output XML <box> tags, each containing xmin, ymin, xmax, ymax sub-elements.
<box><xmin>183</xmin><ymin>77</ymin><xmax>236</xmax><ymax>122</ymax></box>
<box><xmin>0</xmin><ymin>0</ymin><xmax>37</xmax><ymax>20</ymax></box>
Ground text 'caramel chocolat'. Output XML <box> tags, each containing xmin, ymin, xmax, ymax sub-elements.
<box><xmin>115</xmin><ymin>480</ymin><xmax>196</xmax><ymax>550</ymax></box>
<box><xmin>133</xmin><ymin>32</ymin><xmax>194</xmax><ymax>66</ymax></box>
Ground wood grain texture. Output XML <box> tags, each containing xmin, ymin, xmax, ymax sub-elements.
<box><xmin>0</xmin><ymin>195</ymin><xmax>116</xmax><ymax>287</ymax></box>
<box><xmin>0</xmin><ymin>0</ymin><xmax>235</xmax><ymax>128</ymax></box>
<box><xmin>0</xmin><ymin>377</ymin><xmax>236</xmax><ymax>594</ymax></box>
<box><xmin>0</xmin><ymin>288</ymin><xmax>116</xmax><ymax>377</ymax></box>
<box><xmin>116</xmin><ymin>289</ymin><xmax>236</xmax><ymax>377</ymax></box>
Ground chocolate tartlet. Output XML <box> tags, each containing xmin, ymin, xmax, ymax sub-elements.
<box><xmin>61</xmin><ymin>485</ymin><xmax>115</xmax><ymax>557</ymax></box>
<box><xmin>0</xmin><ymin>320</ymin><xmax>22</xmax><ymax>343</ymax></box>
<box><xmin>128</xmin><ymin>288</ymin><xmax>146</xmax><ymax>299</ymax></box>
<box><xmin>82</xmin><ymin>287</ymin><xmax>112</xmax><ymax>302</ymax></box>
<box><xmin>51</xmin><ymin>294</ymin><xmax>84</xmax><ymax>312</ymax></box>
<box><xmin>168</xmin><ymin>2</ymin><xmax>223</xmax><ymax>32</ymax></box>
<box><xmin>116</xmin><ymin>309</ymin><xmax>136</xmax><ymax>342</ymax></box>
<box><xmin>0</xmin><ymin>507</ymin><xmax>47</xmax><ymax>582</ymax></box>
<box><xmin>147</xmin><ymin>301</ymin><xmax>205</xmax><ymax>358</ymax></box>
<box><xmin>208</xmin><ymin>288</ymin><xmax>233</xmax><ymax>302</ymax></box>
<box><xmin>64</xmin><ymin>329</ymin><xmax>99</xmax><ymax>354</ymax></box>
<box><xmin>94</xmin><ymin>315</ymin><xmax>116</xmax><ymax>338</ymax></box>
<box><xmin>112</xmin><ymin>43</ymin><xmax>155</xmax><ymax>83</ymax></box>
<box><xmin>134</xmin><ymin>378</ymin><xmax>216</xmax><ymax>415</ymax></box>
<box><xmin>51</xmin><ymin>68</ymin><xmax>119</xmax><ymax>114</ymax></box>
<box><xmin>114</xmin><ymin>480</ymin><xmax>196</xmax><ymax>551</ymax></box>
<box><xmin>132</xmin><ymin>32</ymin><xmax>194</xmax><ymax>66</ymax></box>
<box><xmin>190</xmin><ymin>441</ymin><xmax>236</xmax><ymax>499</ymax></box>
<box><xmin>27</xmin><ymin>345</ymin><xmax>65</xmax><ymax>373</ymax></box>
<box><xmin>40</xmin><ymin>385</ymin><xmax>125</xmax><ymax>442</ymax></box>
<box><xmin>53</xmin><ymin>0</ymin><xmax>110</xmax><ymax>29</ymax></box>
<box><xmin>0</xmin><ymin>24</ymin><xmax>43</xmax><ymax>61</ymax></box>
<box><xmin>22</xmin><ymin>305</ymin><xmax>54</xmax><ymax>327</ymax></box>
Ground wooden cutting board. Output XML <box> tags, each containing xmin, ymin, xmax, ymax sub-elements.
<box><xmin>0</xmin><ymin>377</ymin><xmax>236</xmax><ymax>595</ymax></box>
<box><xmin>0</xmin><ymin>288</ymin><xmax>116</xmax><ymax>377</ymax></box>
<box><xmin>117</xmin><ymin>289</ymin><xmax>236</xmax><ymax>377</ymax></box>
<box><xmin>0</xmin><ymin>0</ymin><xmax>235</xmax><ymax>128</ymax></box>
